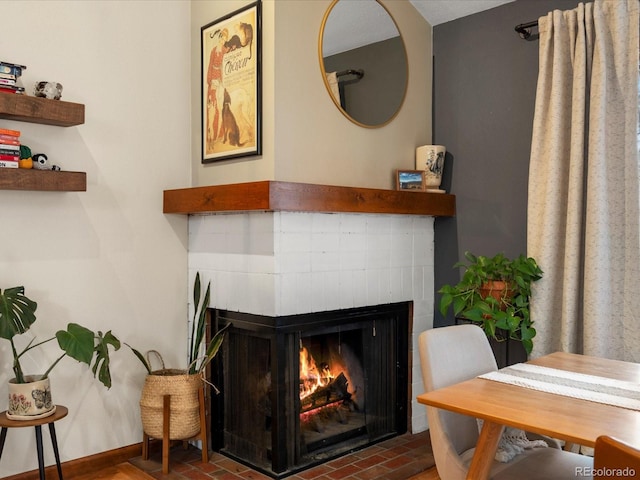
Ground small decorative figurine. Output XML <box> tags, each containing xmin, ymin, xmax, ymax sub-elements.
<box><xmin>34</xmin><ymin>81</ymin><xmax>63</xmax><ymax>100</ymax></box>
<box><xmin>32</xmin><ymin>153</ymin><xmax>49</xmax><ymax>170</ymax></box>
<box><xmin>18</xmin><ymin>144</ymin><xmax>32</xmax><ymax>169</ymax></box>
<box><xmin>31</xmin><ymin>153</ymin><xmax>60</xmax><ymax>171</ymax></box>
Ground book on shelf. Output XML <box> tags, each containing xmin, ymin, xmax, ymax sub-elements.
<box><xmin>0</xmin><ymin>130</ymin><xmax>20</xmax><ymax>145</ymax></box>
<box><xmin>0</xmin><ymin>73</ymin><xmax>16</xmax><ymax>81</ymax></box>
<box><xmin>0</xmin><ymin>78</ymin><xmax>16</xmax><ymax>86</ymax></box>
<box><xmin>0</xmin><ymin>138</ymin><xmax>20</xmax><ymax>146</ymax></box>
<box><xmin>0</xmin><ymin>85</ymin><xmax>25</xmax><ymax>94</ymax></box>
<box><xmin>0</xmin><ymin>160</ymin><xmax>19</xmax><ymax>168</ymax></box>
<box><xmin>0</xmin><ymin>153</ymin><xmax>19</xmax><ymax>161</ymax></box>
<box><xmin>0</xmin><ymin>147</ymin><xmax>19</xmax><ymax>156</ymax></box>
<box><xmin>0</xmin><ymin>128</ymin><xmax>20</xmax><ymax>137</ymax></box>
<box><xmin>0</xmin><ymin>142</ymin><xmax>19</xmax><ymax>150</ymax></box>
<box><xmin>0</xmin><ymin>61</ymin><xmax>26</xmax><ymax>77</ymax></box>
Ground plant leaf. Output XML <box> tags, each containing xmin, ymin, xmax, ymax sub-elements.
<box><xmin>56</xmin><ymin>323</ymin><xmax>95</xmax><ymax>365</ymax></box>
<box><xmin>193</xmin><ymin>272</ymin><xmax>201</xmax><ymax>314</ymax></box>
<box><xmin>188</xmin><ymin>273</ymin><xmax>201</xmax><ymax>369</ymax></box>
<box><xmin>125</xmin><ymin>343</ymin><xmax>152</xmax><ymax>374</ymax></box>
<box><xmin>90</xmin><ymin>330</ymin><xmax>121</xmax><ymax>389</ymax></box>
<box><xmin>439</xmin><ymin>292</ymin><xmax>453</xmax><ymax>317</ymax></box>
<box><xmin>506</xmin><ymin>315</ymin><xmax>521</xmax><ymax>332</ymax></box>
<box><xmin>495</xmin><ymin>315</ymin><xmax>510</xmax><ymax>331</ymax></box>
<box><xmin>189</xmin><ymin>276</ymin><xmax>211</xmax><ymax>374</ymax></box>
<box><xmin>0</xmin><ymin>286</ymin><xmax>37</xmax><ymax>340</ymax></box>
<box><xmin>197</xmin><ymin>323</ymin><xmax>230</xmax><ymax>374</ymax></box>
<box><xmin>520</xmin><ymin>325</ymin><xmax>536</xmax><ymax>341</ymax></box>
<box><xmin>452</xmin><ymin>296</ymin><xmax>467</xmax><ymax>316</ymax></box>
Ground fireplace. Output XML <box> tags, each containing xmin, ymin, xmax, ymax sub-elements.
<box><xmin>187</xmin><ymin>207</ymin><xmax>443</xmax><ymax>457</ymax></box>
<box><xmin>209</xmin><ymin>302</ymin><xmax>410</xmax><ymax>478</ymax></box>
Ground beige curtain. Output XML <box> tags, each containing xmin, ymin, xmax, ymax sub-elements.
<box><xmin>325</xmin><ymin>71</ymin><xmax>341</xmax><ymax>105</ymax></box>
<box><xmin>527</xmin><ymin>0</ymin><xmax>640</xmax><ymax>361</ymax></box>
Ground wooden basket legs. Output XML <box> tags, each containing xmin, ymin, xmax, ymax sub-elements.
<box><xmin>141</xmin><ymin>386</ymin><xmax>208</xmax><ymax>474</ymax></box>
<box><xmin>162</xmin><ymin>395</ymin><xmax>170</xmax><ymax>474</ymax></box>
<box><xmin>198</xmin><ymin>387</ymin><xmax>209</xmax><ymax>464</ymax></box>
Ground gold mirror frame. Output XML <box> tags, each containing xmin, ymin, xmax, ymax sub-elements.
<box><xmin>318</xmin><ymin>0</ymin><xmax>408</xmax><ymax>129</ymax></box>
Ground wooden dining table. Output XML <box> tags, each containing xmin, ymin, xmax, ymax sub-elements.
<box><xmin>416</xmin><ymin>351</ymin><xmax>640</xmax><ymax>480</ymax></box>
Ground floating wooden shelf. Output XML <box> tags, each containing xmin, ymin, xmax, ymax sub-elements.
<box><xmin>0</xmin><ymin>168</ymin><xmax>86</xmax><ymax>192</ymax></box>
<box><xmin>0</xmin><ymin>94</ymin><xmax>86</xmax><ymax>191</ymax></box>
<box><xmin>0</xmin><ymin>94</ymin><xmax>84</xmax><ymax>127</ymax></box>
<box><xmin>164</xmin><ymin>181</ymin><xmax>455</xmax><ymax>217</ymax></box>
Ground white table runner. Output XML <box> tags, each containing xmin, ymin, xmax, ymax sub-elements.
<box><xmin>479</xmin><ymin>363</ymin><xmax>640</xmax><ymax>411</ymax></box>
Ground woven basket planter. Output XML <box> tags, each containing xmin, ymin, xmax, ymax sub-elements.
<box><xmin>140</xmin><ymin>369</ymin><xmax>203</xmax><ymax>440</ymax></box>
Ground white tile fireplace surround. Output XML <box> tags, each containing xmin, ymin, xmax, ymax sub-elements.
<box><xmin>188</xmin><ymin>210</ymin><xmax>434</xmax><ymax>432</ymax></box>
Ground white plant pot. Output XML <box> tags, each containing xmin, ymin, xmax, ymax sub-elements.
<box><xmin>7</xmin><ymin>375</ymin><xmax>55</xmax><ymax>419</ymax></box>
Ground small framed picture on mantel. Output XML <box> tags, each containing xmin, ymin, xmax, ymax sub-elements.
<box><xmin>396</xmin><ymin>169</ymin><xmax>426</xmax><ymax>191</ymax></box>
<box><xmin>201</xmin><ymin>0</ymin><xmax>262</xmax><ymax>163</ymax></box>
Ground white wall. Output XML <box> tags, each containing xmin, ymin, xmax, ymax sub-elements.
<box><xmin>191</xmin><ymin>0</ymin><xmax>432</xmax><ymax>189</ymax></box>
<box><xmin>0</xmin><ymin>1</ymin><xmax>191</xmax><ymax>476</ymax></box>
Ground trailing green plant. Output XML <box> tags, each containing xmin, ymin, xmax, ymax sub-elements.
<box><xmin>0</xmin><ymin>286</ymin><xmax>121</xmax><ymax>388</ymax></box>
<box><xmin>128</xmin><ymin>272</ymin><xmax>229</xmax><ymax>376</ymax></box>
<box><xmin>438</xmin><ymin>251</ymin><xmax>543</xmax><ymax>354</ymax></box>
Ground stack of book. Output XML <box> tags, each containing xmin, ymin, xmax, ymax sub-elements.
<box><xmin>0</xmin><ymin>128</ymin><xmax>21</xmax><ymax>168</ymax></box>
<box><xmin>0</xmin><ymin>61</ymin><xmax>26</xmax><ymax>95</ymax></box>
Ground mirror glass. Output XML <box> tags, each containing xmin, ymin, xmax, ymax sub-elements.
<box><xmin>319</xmin><ymin>0</ymin><xmax>408</xmax><ymax>128</ymax></box>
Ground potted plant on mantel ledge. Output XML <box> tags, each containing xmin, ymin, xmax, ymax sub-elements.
<box><xmin>438</xmin><ymin>251</ymin><xmax>543</xmax><ymax>366</ymax></box>
<box><xmin>0</xmin><ymin>285</ymin><xmax>121</xmax><ymax>420</ymax></box>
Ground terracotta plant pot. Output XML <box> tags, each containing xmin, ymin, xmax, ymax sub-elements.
<box><xmin>479</xmin><ymin>280</ymin><xmax>512</xmax><ymax>307</ymax></box>
<box><xmin>8</xmin><ymin>375</ymin><xmax>54</xmax><ymax>419</ymax></box>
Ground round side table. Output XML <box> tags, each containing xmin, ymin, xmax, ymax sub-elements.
<box><xmin>0</xmin><ymin>405</ymin><xmax>68</xmax><ymax>480</ymax></box>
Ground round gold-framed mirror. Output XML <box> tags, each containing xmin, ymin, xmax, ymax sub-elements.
<box><xmin>319</xmin><ymin>0</ymin><xmax>408</xmax><ymax>128</ymax></box>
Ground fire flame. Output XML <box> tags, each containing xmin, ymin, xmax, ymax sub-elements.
<box><xmin>299</xmin><ymin>346</ymin><xmax>333</xmax><ymax>399</ymax></box>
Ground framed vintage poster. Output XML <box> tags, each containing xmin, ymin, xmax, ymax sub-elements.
<box><xmin>201</xmin><ymin>1</ymin><xmax>261</xmax><ymax>163</ymax></box>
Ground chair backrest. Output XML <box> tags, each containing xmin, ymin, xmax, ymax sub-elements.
<box><xmin>418</xmin><ymin>324</ymin><xmax>498</xmax><ymax>480</ymax></box>
<box><xmin>594</xmin><ymin>436</ymin><xmax>640</xmax><ymax>479</ymax></box>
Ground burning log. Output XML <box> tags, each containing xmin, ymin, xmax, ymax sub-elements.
<box><xmin>300</xmin><ymin>372</ymin><xmax>351</xmax><ymax>413</ymax></box>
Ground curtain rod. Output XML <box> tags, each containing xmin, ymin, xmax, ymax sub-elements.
<box><xmin>515</xmin><ymin>20</ymin><xmax>539</xmax><ymax>39</ymax></box>
<box><xmin>336</xmin><ymin>69</ymin><xmax>364</xmax><ymax>79</ymax></box>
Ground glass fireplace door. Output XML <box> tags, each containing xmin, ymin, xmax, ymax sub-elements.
<box><xmin>212</xmin><ymin>303</ymin><xmax>408</xmax><ymax>479</ymax></box>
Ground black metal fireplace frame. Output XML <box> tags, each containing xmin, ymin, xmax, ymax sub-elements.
<box><xmin>209</xmin><ymin>302</ymin><xmax>410</xmax><ymax>478</ymax></box>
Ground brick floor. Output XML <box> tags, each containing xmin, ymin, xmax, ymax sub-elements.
<box><xmin>129</xmin><ymin>431</ymin><xmax>434</xmax><ymax>480</ymax></box>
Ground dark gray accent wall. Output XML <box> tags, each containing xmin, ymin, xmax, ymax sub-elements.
<box><xmin>433</xmin><ymin>0</ymin><xmax>580</xmax><ymax>327</ymax></box>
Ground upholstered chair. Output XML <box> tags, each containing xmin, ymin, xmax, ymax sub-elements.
<box><xmin>418</xmin><ymin>324</ymin><xmax>593</xmax><ymax>480</ymax></box>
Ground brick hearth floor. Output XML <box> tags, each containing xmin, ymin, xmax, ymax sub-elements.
<box><xmin>129</xmin><ymin>431</ymin><xmax>435</xmax><ymax>480</ymax></box>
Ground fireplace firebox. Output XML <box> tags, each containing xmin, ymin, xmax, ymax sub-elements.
<box><xmin>209</xmin><ymin>302</ymin><xmax>410</xmax><ymax>478</ymax></box>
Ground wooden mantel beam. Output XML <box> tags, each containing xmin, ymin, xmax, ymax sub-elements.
<box><xmin>163</xmin><ymin>181</ymin><xmax>455</xmax><ymax>217</ymax></box>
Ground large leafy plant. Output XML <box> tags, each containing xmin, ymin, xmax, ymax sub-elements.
<box><xmin>438</xmin><ymin>251</ymin><xmax>543</xmax><ymax>354</ymax></box>
<box><xmin>0</xmin><ymin>286</ymin><xmax>121</xmax><ymax>387</ymax></box>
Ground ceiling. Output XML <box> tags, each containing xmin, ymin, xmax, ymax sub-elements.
<box><xmin>322</xmin><ymin>0</ymin><xmax>515</xmax><ymax>57</ymax></box>
<box><xmin>409</xmin><ymin>0</ymin><xmax>515</xmax><ymax>26</ymax></box>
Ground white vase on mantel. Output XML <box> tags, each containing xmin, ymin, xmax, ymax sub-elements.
<box><xmin>416</xmin><ymin>145</ymin><xmax>446</xmax><ymax>193</ymax></box>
